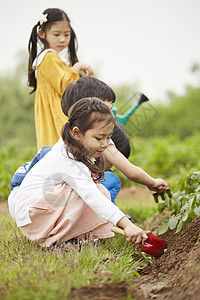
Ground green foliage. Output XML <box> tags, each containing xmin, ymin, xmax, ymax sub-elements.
<box><xmin>113</xmin><ymin>132</ymin><xmax>200</xmax><ymax>188</ymax></box>
<box><xmin>114</xmin><ymin>84</ymin><xmax>200</xmax><ymax>139</ymax></box>
<box><xmin>0</xmin><ymin>74</ymin><xmax>36</xmax><ymax>148</ymax></box>
<box><xmin>0</xmin><ymin>142</ymin><xmax>36</xmax><ymax>200</ymax></box>
<box><xmin>1</xmin><ymin>132</ymin><xmax>198</xmax><ymax>200</ymax></box>
<box><xmin>158</xmin><ymin>171</ymin><xmax>200</xmax><ymax>234</ymax></box>
<box><xmin>1</xmin><ymin>56</ymin><xmax>200</xmax><ymax>147</ymax></box>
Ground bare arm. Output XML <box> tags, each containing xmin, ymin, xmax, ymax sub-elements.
<box><xmin>102</xmin><ymin>144</ymin><xmax>167</xmax><ymax>192</ymax></box>
<box><xmin>72</xmin><ymin>62</ymin><xmax>94</xmax><ymax>76</ymax></box>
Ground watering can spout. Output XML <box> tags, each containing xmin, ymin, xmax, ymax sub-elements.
<box><xmin>138</xmin><ymin>93</ymin><xmax>149</xmax><ymax>105</ymax></box>
<box><xmin>112</xmin><ymin>93</ymin><xmax>149</xmax><ymax>127</ymax></box>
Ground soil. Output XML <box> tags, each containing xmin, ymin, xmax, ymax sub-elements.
<box><xmin>1</xmin><ymin>187</ymin><xmax>200</xmax><ymax>300</ymax></box>
<box><xmin>117</xmin><ymin>185</ymin><xmax>153</xmax><ymax>201</ymax></box>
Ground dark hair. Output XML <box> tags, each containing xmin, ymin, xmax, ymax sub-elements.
<box><xmin>28</xmin><ymin>8</ymin><xmax>78</xmax><ymax>94</ymax></box>
<box><xmin>61</xmin><ymin>77</ymin><xmax>116</xmax><ymax>116</ymax></box>
<box><xmin>112</xmin><ymin>122</ymin><xmax>130</xmax><ymax>158</ymax></box>
<box><xmin>61</xmin><ymin>97</ymin><xmax>115</xmax><ymax>180</ymax></box>
<box><xmin>61</xmin><ymin>77</ymin><xmax>130</xmax><ymax>158</ymax></box>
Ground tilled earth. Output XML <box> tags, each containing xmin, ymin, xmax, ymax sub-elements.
<box><xmin>136</xmin><ymin>216</ymin><xmax>200</xmax><ymax>300</ymax></box>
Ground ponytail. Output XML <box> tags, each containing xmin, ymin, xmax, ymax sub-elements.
<box><xmin>28</xmin><ymin>23</ymin><xmax>40</xmax><ymax>94</ymax></box>
<box><xmin>68</xmin><ymin>28</ymin><xmax>79</xmax><ymax>66</ymax></box>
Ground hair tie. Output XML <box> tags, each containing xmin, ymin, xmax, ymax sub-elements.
<box><xmin>39</xmin><ymin>13</ymin><xmax>48</xmax><ymax>26</ymax></box>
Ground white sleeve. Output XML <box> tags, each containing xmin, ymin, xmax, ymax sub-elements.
<box><xmin>61</xmin><ymin>160</ymin><xmax>125</xmax><ymax>225</ymax></box>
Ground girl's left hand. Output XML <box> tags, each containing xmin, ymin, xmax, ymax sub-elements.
<box><xmin>147</xmin><ymin>178</ymin><xmax>168</xmax><ymax>193</ymax></box>
<box><xmin>73</xmin><ymin>62</ymin><xmax>94</xmax><ymax>76</ymax></box>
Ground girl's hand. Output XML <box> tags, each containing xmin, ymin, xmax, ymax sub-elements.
<box><xmin>147</xmin><ymin>178</ymin><xmax>168</xmax><ymax>193</ymax></box>
<box><xmin>73</xmin><ymin>62</ymin><xmax>94</xmax><ymax>76</ymax></box>
<box><xmin>124</xmin><ymin>223</ymin><xmax>148</xmax><ymax>244</ymax></box>
<box><xmin>117</xmin><ymin>217</ymin><xmax>147</xmax><ymax>245</ymax></box>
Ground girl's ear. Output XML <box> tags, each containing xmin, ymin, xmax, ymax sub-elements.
<box><xmin>72</xmin><ymin>126</ymin><xmax>82</xmax><ymax>141</ymax></box>
<box><xmin>38</xmin><ymin>28</ymin><xmax>45</xmax><ymax>39</ymax></box>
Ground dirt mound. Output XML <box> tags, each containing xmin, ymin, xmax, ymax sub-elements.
<box><xmin>69</xmin><ymin>280</ymin><xmax>146</xmax><ymax>300</ymax></box>
<box><xmin>136</xmin><ymin>217</ymin><xmax>200</xmax><ymax>299</ymax></box>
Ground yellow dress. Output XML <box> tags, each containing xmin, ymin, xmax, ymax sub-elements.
<box><xmin>35</xmin><ymin>51</ymin><xmax>79</xmax><ymax>150</ymax></box>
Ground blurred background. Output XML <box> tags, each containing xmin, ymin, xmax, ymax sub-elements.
<box><xmin>0</xmin><ymin>0</ymin><xmax>200</xmax><ymax>199</ymax></box>
<box><xmin>1</xmin><ymin>0</ymin><xmax>200</xmax><ymax>99</ymax></box>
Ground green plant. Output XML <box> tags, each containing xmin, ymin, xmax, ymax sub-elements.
<box><xmin>158</xmin><ymin>171</ymin><xmax>200</xmax><ymax>234</ymax></box>
<box><xmin>113</xmin><ymin>133</ymin><xmax>200</xmax><ymax>189</ymax></box>
<box><xmin>0</xmin><ymin>142</ymin><xmax>36</xmax><ymax>200</ymax></box>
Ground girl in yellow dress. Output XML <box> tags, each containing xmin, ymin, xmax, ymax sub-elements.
<box><xmin>28</xmin><ymin>8</ymin><xmax>94</xmax><ymax>150</ymax></box>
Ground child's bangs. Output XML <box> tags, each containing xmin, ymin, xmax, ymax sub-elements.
<box><xmin>89</xmin><ymin>112</ymin><xmax>115</xmax><ymax>128</ymax></box>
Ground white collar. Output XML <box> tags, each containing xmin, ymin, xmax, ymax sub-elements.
<box><xmin>32</xmin><ymin>47</ymin><xmax>70</xmax><ymax>71</ymax></box>
<box><xmin>58</xmin><ymin>47</ymin><xmax>69</xmax><ymax>65</ymax></box>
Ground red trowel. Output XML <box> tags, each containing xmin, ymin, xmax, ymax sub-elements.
<box><xmin>111</xmin><ymin>226</ymin><xmax>167</xmax><ymax>258</ymax></box>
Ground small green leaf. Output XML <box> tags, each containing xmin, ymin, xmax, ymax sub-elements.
<box><xmin>170</xmin><ymin>198</ymin><xmax>179</xmax><ymax>212</ymax></box>
<box><xmin>182</xmin><ymin>211</ymin><xmax>189</xmax><ymax>222</ymax></box>
<box><xmin>191</xmin><ymin>184</ymin><xmax>198</xmax><ymax>191</ymax></box>
<box><xmin>157</xmin><ymin>200</ymin><xmax>166</xmax><ymax>213</ymax></box>
<box><xmin>173</xmin><ymin>191</ymin><xmax>181</xmax><ymax>200</ymax></box>
<box><xmin>168</xmin><ymin>216</ymin><xmax>179</xmax><ymax>230</ymax></box>
<box><xmin>188</xmin><ymin>210</ymin><xmax>196</xmax><ymax>220</ymax></box>
<box><xmin>190</xmin><ymin>174</ymin><xmax>198</xmax><ymax>181</ymax></box>
<box><xmin>195</xmin><ymin>194</ymin><xmax>200</xmax><ymax>205</ymax></box>
<box><xmin>193</xmin><ymin>172</ymin><xmax>200</xmax><ymax>176</ymax></box>
<box><xmin>180</xmin><ymin>203</ymin><xmax>189</xmax><ymax>215</ymax></box>
<box><xmin>176</xmin><ymin>220</ymin><xmax>183</xmax><ymax>233</ymax></box>
<box><xmin>189</xmin><ymin>195</ymin><xmax>195</xmax><ymax>209</ymax></box>
<box><xmin>159</xmin><ymin>220</ymin><xmax>169</xmax><ymax>235</ymax></box>
<box><xmin>194</xmin><ymin>206</ymin><xmax>200</xmax><ymax>216</ymax></box>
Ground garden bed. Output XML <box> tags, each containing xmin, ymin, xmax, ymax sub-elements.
<box><xmin>1</xmin><ymin>188</ymin><xmax>199</xmax><ymax>300</ymax></box>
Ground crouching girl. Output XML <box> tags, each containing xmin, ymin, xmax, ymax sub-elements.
<box><xmin>8</xmin><ymin>98</ymin><xmax>165</xmax><ymax>249</ymax></box>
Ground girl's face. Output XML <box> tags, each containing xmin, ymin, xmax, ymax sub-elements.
<box><xmin>73</xmin><ymin>121</ymin><xmax>114</xmax><ymax>159</ymax></box>
<box><xmin>40</xmin><ymin>20</ymin><xmax>71</xmax><ymax>53</ymax></box>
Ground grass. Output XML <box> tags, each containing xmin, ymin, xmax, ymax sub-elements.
<box><xmin>0</xmin><ymin>204</ymin><xmax>153</xmax><ymax>300</ymax></box>
<box><xmin>116</xmin><ymin>197</ymin><xmax>157</xmax><ymax>224</ymax></box>
<box><xmin>0</xmin><ymin>188</ymin><xmax>174</xmax><ymax>299</ymax></box>
<box><xmin>1</xmin><ymin>133</ymin><xmax>197</xmax><ymax>298</ymax></box>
